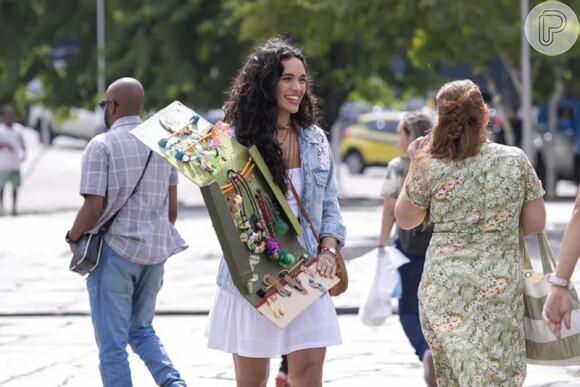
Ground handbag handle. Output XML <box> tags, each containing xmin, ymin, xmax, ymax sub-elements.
<box><xmin>289</xmin><ymin>181</ymin><xmax>319</xmax><ymax>242</ymax></box>
<box><xmin>520</xmin><ymin>230</ymin><xmax>557</xmax><ymax>274</ymax></box>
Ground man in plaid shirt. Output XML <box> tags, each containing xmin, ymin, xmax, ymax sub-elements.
<box><xmin>67</xmin><ymin>77</ymin><xmax>188</xmax><ymax>386</ymax></box>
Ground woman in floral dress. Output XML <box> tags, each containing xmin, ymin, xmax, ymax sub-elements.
<box><xmin>394</xmin><ymin>79</ymin><xmax>546</xmax><ymax>386</ymax></box>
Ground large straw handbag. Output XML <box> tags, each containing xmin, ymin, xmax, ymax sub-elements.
<box><xmin>521</xmin><ymin>232</ymin><xmax>580</xmax><ymax>366</ymax></box>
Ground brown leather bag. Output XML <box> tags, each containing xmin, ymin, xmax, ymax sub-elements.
<box><xmin>290</xmin><ymin>183</ymin><xmax>348</xmax><ymax>297</ymax></box>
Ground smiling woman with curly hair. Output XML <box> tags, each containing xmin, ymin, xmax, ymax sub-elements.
<box><xmin>205</xmin><ymin>37</ymin><xmax>346</xmax><ymax>387</ymax></box>
<box><xmin>223</xmin><ymin>38</ymin><xmax>319</xmax><ymax>195</ymax></box>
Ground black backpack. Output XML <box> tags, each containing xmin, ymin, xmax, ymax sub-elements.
<box><xmin>397</xmin><ymin>224</ymin><xmax>433</xmax><ymax>257</ymax></box>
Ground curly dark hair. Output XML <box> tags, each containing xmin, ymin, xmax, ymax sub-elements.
<box><xmin>223</xmin><ymin>37</ymin><xmax>319</xmax><ymax>193</ymax></box>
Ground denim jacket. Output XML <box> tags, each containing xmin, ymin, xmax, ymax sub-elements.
<box><xmin>216</xmin><ymin>124</ymin><xmax>346</xmax><ymax>293</ymax></box>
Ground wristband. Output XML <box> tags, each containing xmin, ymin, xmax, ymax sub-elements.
<box><xmin>65</xmin><ymin>230</ymin><xmax>79</xmax><ymax>244</ymax></box>
<box><xmin>548</xmin><ymin>274</ymin><xmax>569</xmax><ymax>288</ymax></box>
<box><xmin>319</xmin><ymin>246</ymin><xmax>337</xmax><ymax>257</ymax></box>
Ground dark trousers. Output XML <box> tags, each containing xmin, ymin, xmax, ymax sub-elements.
<box><xmin>279</xmin><ymin>354</ymin><xmax>288</xmax><ymax>374</ymax></box>
<box><xmin>396</xmin><ymin>241</ymin><xmax>430</xmax><ymax>361</ymax></box>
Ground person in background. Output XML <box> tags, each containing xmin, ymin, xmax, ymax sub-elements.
<box><xmin>543</xmin><ymin>185</ymin><xmax>580</xmax><ymax>339</ymax></box>
<box><xmin>67</xmin><ymin>77</ymin><xmax>188</xmax><ymax>386</ymax></box>
<box><xmin>0</xmin><ymin>105</ymin><xmax>27</xmax><ymax>216</ymax></box>
<box><xmin>395</xmin><ymin>79</ymin><xmax>546</xmax><ymax>386</ymax></box>
<box><xmin>205</xmin><ymin>37</ymin><xmax>346</xmax><ymax>387</ymax></box>
<box><xmin>377</xmin><ymin>112</ymin><xmax>435</xmax><ymax>386</ymax></box>
<box><xmin>275</xmin><ymin>355</ymin><xmax>290</xmax><ymax>387</ymax></box>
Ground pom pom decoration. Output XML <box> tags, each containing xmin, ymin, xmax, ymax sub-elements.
<box><xmin>277</xmin><ymin>249</ymin><xmax>295</xmax><ymax>269</ymax></box>
<box><xmin>264</xmin><ymin>238</ymin><xmax>281</xmax><ymax>258</ymax></box>
<box><xmin>273</xmin><ymin>221</ymin><xmax>289</xmax><ymax>236</ymax></box>
<box><xmin>157</xmin><ymin>138</ymin><xmax>168</xmax><ymax>148</ymax></box>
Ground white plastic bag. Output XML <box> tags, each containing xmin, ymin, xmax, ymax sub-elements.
<box><xmin>359</xmin><ymin>246</ymin><xmax>409</xmax><ymax>327</ymax></box>
<box><xmin>389</xmin><ymin>245</ymin><xmax>411</xmax><ymax>269</ymax></box>
<box><xmin>390</xmin><ymin>247</ymin><xmax>410</xmax><ymax>299</ymax></box>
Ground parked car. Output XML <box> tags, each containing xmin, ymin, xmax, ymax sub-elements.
<box><xmin>339</xmin><ymin>110</ymin><xmax>404</xmax><ymax>174</ymax></box>
<box><xmin>534</xmin><ymin>99</ymin><xmax>580</xmax><ymax>184</ymax></box>
<box><xmin>27</xmin><ymin>104</ymin><xmax>104</xmax><ymax>145</ymax></box>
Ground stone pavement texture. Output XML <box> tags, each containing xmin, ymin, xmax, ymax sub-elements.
<box><xmin>1</xmin><ymin>130</ymin><xmax>580</xmax><ymax>386</ymax></box>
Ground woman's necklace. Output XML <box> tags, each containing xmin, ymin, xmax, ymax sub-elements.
<box><xmin>282</xmin><ymin>129</ymin><xmax>300</xmax><ymax>169</ymax></box>
<box><xmin>276</xmin><ymin>123</ymin><xmax>291</xmax><ymax>131</ymax></box>
<box><xmin>277</xmin><ymin>128</ymin><xmax>291</xmax><ymax>150</ymax></box>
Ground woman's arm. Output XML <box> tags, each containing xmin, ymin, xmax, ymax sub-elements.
<box><xmin>520</xmin><ymin>149</ymin><xmax>546</xmax><ymax>236</ymax></box>
<box><xmin>318</xmin><ymin>140</ymin><xmax>346</xmax><ymax>248</ymax></box>
<box><xmin>378</xmin><ymin>197</ymin><xmax>396</xmax><ymax>252</ymax></box>
<box><xmin>316</xmin><ymin>135</ymin><xmax>346</xmax><ymax>278</ymax></box>
<box><xmin>394</xmin><ymin>138</ymin><xmax>430</xmax><ymax>229</ymax></box>
<box><xmin>554</xmin><ymin>190</ymin><xmax>580</xmax><ymax>281</ymax></box>
<box><xmin>395</xmin><ymin>191</ymin><xmax>427</xmax><ymax>230</ymax></box>
<box><xmin>520</xmin><ymin>197</ymin><xmax>546</xmax><ymax>235</ymax></box>
<box><xmin>543</xmin><ymin>186</ymin><xmax>580</xmax><ymax>339</ymax></box>
<box><xmin>394</xmin><ymin>159</ymin><xmax>427</xmax><ymax>230</ymax></box>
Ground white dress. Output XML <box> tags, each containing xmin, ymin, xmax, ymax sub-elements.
<box><xmin>205</xmin><ymin>168</ymin><xmax>342</xmax><ymax>357</ymax></box>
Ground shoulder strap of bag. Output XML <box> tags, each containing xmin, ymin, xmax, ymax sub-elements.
<box><xmin>100</xmin><ymin>151</ymin><xmax>153</xmax><ymax>232</ymax></box>
<box><xmin>537</xmin><ymin>232</ymin><xmax>557</xmax><ymax>274</ymax></box>
<box><xmin>519</xmin><ymin>229</ymin><xmax>557</xmax><ymax>274</ymax></box>
<box><xmin>289</xmin><ymin>181</ymin><xmax>319</xmax><ymax>241</ymax></box>
<box><xmin>519</xmin><ymin>227</ymin><xmax>533</xmax><ymax>270</ymax></box>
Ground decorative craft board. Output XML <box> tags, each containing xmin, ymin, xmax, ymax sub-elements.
<box><xmin>131</xmin><ymin>101</ymin><xmax>339</xmax><ymax>328</ymax></box>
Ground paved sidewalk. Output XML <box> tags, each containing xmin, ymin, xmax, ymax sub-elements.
<box><xmin>1</xmin><ymin>205</ymin><xmax>580</xmax><ymax>386</ymax></box>
<box><xmin>1</xmin><ymin>134</ymin><xmax>580</xmax><ymax>386</ymax></box>
<box><xmin>1</xmin><ymin>315</ymin><xmax>579</xmax><ymax>387</ymax></box>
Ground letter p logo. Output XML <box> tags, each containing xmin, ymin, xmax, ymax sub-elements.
<box><xmin>526</xmin><ymin>1</ymin><xmax>579</xmax><ymax>56</ymax></box>
<box><xmin>539</xmin><ymin>10</ymin><xmax>567</xmax><ymax>46</ymax></box>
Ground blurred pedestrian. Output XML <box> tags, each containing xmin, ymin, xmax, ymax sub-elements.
<box><xmin>275</xmin><ymin>355</ymin><xmax>291</xmax><ymax>387</ymax></box>
<box><xmin>0</xmin><ymin>105</ymin><xmax>26</xmax><ymax>216</ymax></box>
<box><xmin>67</xmin><ymin>77</ymin><xmax>188</xmax><ymax>387</ymax></box>
<box><xmin>205</xmin><ymin>37</ymin><xmax>346</xmax><ymax>387</ymax></box>
<box><xmin>377</xmin><ymin>112</ymin><xmax>435</xmax><ymax>386</ymax></box>
<box><xmin>543</xmin><ymin>184</ymin><xmax>580</xmax><ymax>340</ymax></box>
<box><xmin>395</xmin><ymin>79</ymin><xmax>546</xmax><ymax>386</ymax></box>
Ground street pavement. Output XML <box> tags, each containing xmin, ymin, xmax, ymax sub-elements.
<box><xmin>1</xmin><ymin>130</ymin><xmax>580</xmax><ymax>386</ymax></box>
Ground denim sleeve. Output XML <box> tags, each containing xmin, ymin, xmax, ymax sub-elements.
<box><xmin>319</xmin><ymin>145</ymin><xmax>347</xmax><ymax>248</ymax></box>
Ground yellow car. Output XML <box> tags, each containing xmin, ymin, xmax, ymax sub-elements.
<box><xmin>339</xmin><ymin>111</ymin><xmax>404</xmax><ymax>174</ymax></box>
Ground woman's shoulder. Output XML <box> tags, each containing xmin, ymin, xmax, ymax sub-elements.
<box><xmin>483</xmin><ymin>141</ymin><xmax>528</xmax><ymax>161</ymax></box>
<box><xmin>302</xmin><ymin>124</ymin><xmax>328</xmax><ymax>143</ymax></box>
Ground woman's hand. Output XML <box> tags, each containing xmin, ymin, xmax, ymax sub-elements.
<box><xmin>317</xmin><ymin>252</ymin><xmax>337</xmax><ymax>278</ymax></box>
<box><xmin>542</xmin><ymin>286</ymin><xmax>573</xmax><ymax>340</ymax></box>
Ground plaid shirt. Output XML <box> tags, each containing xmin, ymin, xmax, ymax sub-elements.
<box><xmin>80</xmin><ymin>116</ymin><xmax>187</xmax><ymax>264</ymax></box>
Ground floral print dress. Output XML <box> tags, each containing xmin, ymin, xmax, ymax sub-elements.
<box><xmin>405</xmin><ymin>142</ymin><xmax>544</xmax><ymax>386</ymax></box>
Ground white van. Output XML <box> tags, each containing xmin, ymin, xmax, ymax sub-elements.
<box><xmin>27</xmin><ymin>104</ymin><xmax>104</xmax><ymax>145</ymax></box>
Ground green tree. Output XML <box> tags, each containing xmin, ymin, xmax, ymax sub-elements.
<box><xmin>0</xmin><ymin>0</ymin><xmax>248</xmax><ymax>113</ymax></box>
<box><xmin>223</xmin><ymin>0</ymin><xmax>426</xmax><ymax>128</ymax></box>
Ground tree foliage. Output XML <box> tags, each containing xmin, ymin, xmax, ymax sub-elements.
<box><xmin>2</xmin><ymin>0</ymin><xmax>580</xmax><ymax>130</ymax></box>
